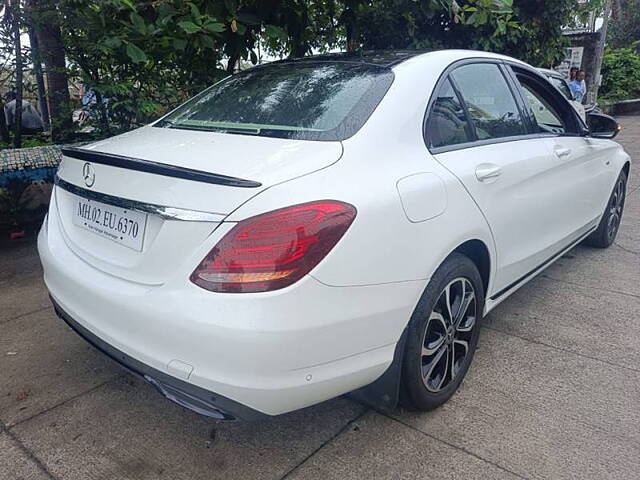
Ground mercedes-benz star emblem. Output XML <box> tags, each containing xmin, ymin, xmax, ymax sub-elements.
<box><xmin>82</xmin><ymin>162</ymin><xmax>96</xmax><ymax>187</ymax></box>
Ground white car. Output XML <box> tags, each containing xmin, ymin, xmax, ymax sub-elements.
<box><xmin>39</xmin><ymin>50</ymin><xmax>630</xmax><ymax>420</ymax></box>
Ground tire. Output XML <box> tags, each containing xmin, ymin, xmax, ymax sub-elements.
<box><xmin>401</xmin><ymin>253</ymin><xmax>484</xmax><ymax>411</ymax></box>
<box><xmin>584</xmin><ymin>169</ymin><xmax>627</xmax><ymax>249</ymax></box>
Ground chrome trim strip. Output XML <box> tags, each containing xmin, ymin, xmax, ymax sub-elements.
<box><xmin>489</xmin><ymin>223</ymin><xmax>597</xmax><ymax>301</ymax></box>
<box><xmin>61</xmin><ymin>146</ymin><xmax>262</xmax><ymax>188</ymax></box>
<box><xmin>54</xmin><ymin>175</ymin><xmax>226</xmax><ymax>223</ymax></box>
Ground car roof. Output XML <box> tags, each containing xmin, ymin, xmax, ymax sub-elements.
<box><xmin>536</xmin><ymin>67</ymin><xmax>564</xmax><ymax>79</ymax></box>
<box><xmin>263</xmin><ymin>49</ymin><xmax>532</xmax><ymax>71</ymax></box>
<box><xmin>273</xmin><ymin>50</ymin><xmax>425</xmax><ymax>68</ymax></box>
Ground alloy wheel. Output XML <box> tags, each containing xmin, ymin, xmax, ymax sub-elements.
<box><xmin>607</xmin><ymin>176</ymin><xmax>626</xmax><ymax>241</ymax></box>
<box><xmin>421</xmin><ymin>277</ymin><xmax>477</xmax><ymax>393</ymax></box>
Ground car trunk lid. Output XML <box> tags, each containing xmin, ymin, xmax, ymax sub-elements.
<box><xmin>52</xmin><ymin>126</ymin><xmax>343</xmax><ymax>285</ymax></box>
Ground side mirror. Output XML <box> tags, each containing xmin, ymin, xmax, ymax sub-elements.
<box><xmin>587</xmin><ymin>113</ymin><xmax>621</xmax><ymax>139</ymax></box>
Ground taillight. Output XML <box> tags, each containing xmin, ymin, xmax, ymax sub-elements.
<box><xmin>190</xmin><ymin>200</ymin><xmax>357</xmax><ymax>293</ymax></box>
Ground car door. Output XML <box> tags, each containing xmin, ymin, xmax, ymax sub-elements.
<box><xmin>508</xmin><ymin>66</ymin><xmax>614</xmax><ymax>241</ymax></box>
<box><xmin>426</xmin><ymin>61</ymin><xmax>581</xmax><ymax>296</ymax></box>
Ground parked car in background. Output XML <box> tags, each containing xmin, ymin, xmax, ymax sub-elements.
<box><xmin>537</xmin><ymin>67</ymin><xmax>587</xmax><ymax>121</ymax></box>
<box><xmin>39</xmin><ymin>50</ymin><xmax>630</xmax><ymax>421</ymax></box>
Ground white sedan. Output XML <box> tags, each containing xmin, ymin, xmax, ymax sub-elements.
<box><xmin>39</xmin><ymin>50</ymin><xmax>630</xmax><ymax>420</ymax></box>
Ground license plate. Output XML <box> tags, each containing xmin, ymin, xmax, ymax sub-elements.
<box><xmin>71</xmin><ymin>194</ymin><xmax>147</xmax><ymax>251</ymax></box>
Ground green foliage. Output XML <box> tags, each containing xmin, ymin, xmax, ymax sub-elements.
<box><xmin>608</xmin><ymin>0</ymin><xmax>640</xmax><ymax>49</ymax></box>
<box><xmin>125</xmin><ymin>43</ymin><xmax>148</xmax><ymax>63</ymax></box>
<box><xmin>40</xmin><ymin>0</ymin><xmax>598</xmax><ymax>138</ymax></box>
<box><xmin>351</xmin><ymin>0</ymin><xmax>517</xmax><ymax>51</ymax></box>
<box><xmin>599</xmin><ymin>48</ymin><xmax>640</xmax><ymax>103</ymax></box>
<box><xmin>56</xmin><ymin>0</ymin><xmax>344</xmax><ymax>134</ymax></box>
<box><xmin>354</xmin><ymin>0</ymin><xmax>598</xmax><ymax>67</ymax></box>
<box><xmin>0</xmin><ymin>134</ymin><xmax>52</xmax><ymax>150</ymax></box>
<box><xmin>58</xmin><ymin>0</ymin><xmax>237</xmax><ymax>134</ymax></box>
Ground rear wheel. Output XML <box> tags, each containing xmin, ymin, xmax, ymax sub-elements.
<box><xmin>584</xmin><ymin>170</ymin><xmax>627</xmax><ymax>249</ymax></box>
<box><xmin>401</xmin><ymin>253</ymin><xmax>484</xmax><ymax>411</ymax></box>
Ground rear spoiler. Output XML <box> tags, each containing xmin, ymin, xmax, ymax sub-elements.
<box><xmin>60</xmin><ymin>146</ymin><xmax>262</xmax><ymax>188</ymax></box>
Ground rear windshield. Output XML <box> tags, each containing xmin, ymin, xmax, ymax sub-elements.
<box><xmin>155</xmin><ymin>62</ymin><xmax>394</xmax><ymax>141</ymax></box>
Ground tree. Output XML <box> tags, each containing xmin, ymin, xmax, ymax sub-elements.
<box><xmin>55</xmin><ymin>0</ymin><xmax>331</xmax><ymax>132</ymax></box>
<box><xmin>26</xmin><ymin>24</ymin><xmax>50</xmax><ymax>130</ymax></box>
<box><xmin>352</xmin><ymin>0</ymin><xmax>600</xmax><ymax>68</ymax></box>
<box><xmin>608</xmin><ymin>0</ymin><xmax>640</xmax><ymax>49</ymax></box>
<box><xmin>57</xmin><ymin>0</ymin><xmax>231</xmax><ymax>133</ymax></box>
<box><xmin>599</xmin><ymin>48</ymin><xmax>640</xmax><ymax>101</ymax></box>
<box><xmin>0</xmin><ymin>2</ymin><xmax>13</xmax><ymax>144</ymax></box>
<box><xmin>7</xmin><ymin>0</ymin><xmax>22</xmax><ymax>148</ymax></box>
<box><xmin>0</xmin><ymin>95</ymin><xmax>8</xmax><ymax>143</ymax></box>
<box><xmin>38</xmin><ymin>0</ymin><xmax>598</xmax><ymax>139</ymax></box>
<box><xmin>26</xmin><ymin>0</ymin><xmax>73</xmax><ymax>142</ymax></box>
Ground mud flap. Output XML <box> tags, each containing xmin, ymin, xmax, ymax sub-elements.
<box><xmin>349</xmin><ymin>328</ymin><xmax>407</xmax><ymax>412</ymax></box>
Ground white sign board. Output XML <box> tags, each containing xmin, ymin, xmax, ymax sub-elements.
<box><xmin>556</xmin><ymin>47</ymin><xmax>584</xmax><ymax>78</ymax></box>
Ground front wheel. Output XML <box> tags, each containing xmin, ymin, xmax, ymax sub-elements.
<box><xmin>401</xmin><ymin>253</ymin><xmax>484</xmax><ymax>411</ymax></box>
<box><xmin>584</xmin><ymin>169</ymin><xmax>627</xmax><ymax>249</ymax></box>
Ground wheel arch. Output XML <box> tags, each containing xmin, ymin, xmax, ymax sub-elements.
<box><xmin>451</xmin><ymin>239</ymin><xmax>491</xmax><ymax>299</ymax></box>
<box><xmin>623</xmin><ymin>161</ymin><xmax>630</xmax><ymax>178</ymax></box>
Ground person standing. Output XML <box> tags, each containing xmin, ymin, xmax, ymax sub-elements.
<box><xmin>569</xmin><ymin>70</ymin><xmax>587</xmax><ymax>103</ymax></box>
<box><xmin>569</xmin><ymin>66</ymin><xmax>579</xmax><ymax>82</ymax></box>
<box><xmin>579</xmin><ymin>70</ymin><xmax>587</xmax><ymax>103</ymax></box>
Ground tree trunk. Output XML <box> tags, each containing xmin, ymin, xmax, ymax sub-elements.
<box><xmin>226</xmin><ymin>53</ymin><xmax>239</xmax><ymax>73</ymax></box>
<box><xmin>289</xmin><ymin>37</ymin><xmax>307</xmax><ymax>57</ymax></box>
<box><xmin>27</xmin><ymin>0</ymin><xmax>72</xmax><ymax>142</ymax></box>
<box><xmin>611</xmin><ymin>0</ymin><xmax>626</xmax><ymax>20</ymax></box>
<box><xmin>11</xmin><ymin>0</ymin><xmax>23</xmax><ymax>148</ymax></box>
<box><xmin>343</xmin><ymin>0</ymin><xmax>361</xmax><ymax>52</ymax></box>
<box><xmin>27</xmin><ymin>25</ymin><xmax>50</xmax><ymax>130</ymax></box>
<box><xmin>0</xmin><ymin>96</ymin><xmax>10</xmax><ymax>144</ymax></box>
<box><xmin>93</xmin><ymin>89</ymin><xmax>111</xmax><ymax>135</ymax></box>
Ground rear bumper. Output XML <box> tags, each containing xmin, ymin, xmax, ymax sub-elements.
<box><xmin>52</xmin><ymin>297</ymin><xmax>264</xmax><ymax>421</ymax></box>
<box><xmin>38</xmin><ymin>211</ymin><xmax>424</xmax><ymax>416</ymax></box>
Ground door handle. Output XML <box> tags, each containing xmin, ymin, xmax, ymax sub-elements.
<box><xmin>475</xmin><ymin>164</ymin><xmax>503</xmax><ymax>182</ymax></box>
<box><xmin>554</xmin><ymin>147</ymin><xmax>572</xmax><ymax>159</ymax></box>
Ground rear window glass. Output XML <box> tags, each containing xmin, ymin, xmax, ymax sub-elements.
<box><xmin>155</xmin><ymin>62</ymin><xmax>394</xmax><ymax>141</ymax></box>
<box><xmin>427</xmin><ymin>78</ymin><xmax>473</xmax><ymax>148</ymax></box>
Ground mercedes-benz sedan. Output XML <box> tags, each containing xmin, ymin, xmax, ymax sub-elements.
<box><xmin>39</xmin><ymin>50</ymin><xmax>630</xmax><ymax>420</ymax></box>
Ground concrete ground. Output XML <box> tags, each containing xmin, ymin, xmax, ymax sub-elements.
<box><xmin>2</xmin><ymin>116</ymin><xmax>639</xmax><ymax>480</ymax></box>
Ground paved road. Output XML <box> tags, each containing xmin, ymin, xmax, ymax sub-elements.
<box><xmin>2</xmin><ymin>117</ymin><xmax>639</xmax><ymax>480</ymax></box>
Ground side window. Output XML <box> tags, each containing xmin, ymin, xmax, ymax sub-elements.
<box><xmin>451</xmin><ymin>63</ymin><xmax>526</xmax><ymax>141</ymax></box>
<box><xmin>426</xmin><ymin>78</ymin><xmax>473</xmax><ymax>148</ymax></box>
<box><xmin>515</xmin><ymin>74</ymin><xmax>573</xmax><ymax>135</ymax></box>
